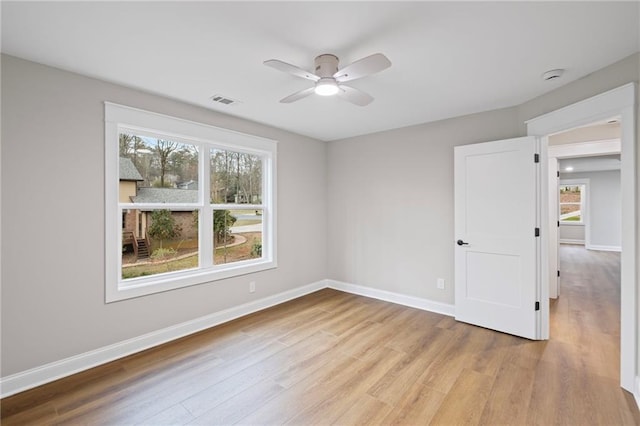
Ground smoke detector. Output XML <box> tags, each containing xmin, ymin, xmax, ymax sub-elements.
<box><xmin>542</xmin><ymin>69</ymin><xmax>565</xmax><ymax>81</ymax></box>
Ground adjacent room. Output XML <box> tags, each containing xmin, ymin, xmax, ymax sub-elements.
<box><xmin>2</xmin><ymin>1</ymin><xmax>639</xmax><ymax>424</ymax></box>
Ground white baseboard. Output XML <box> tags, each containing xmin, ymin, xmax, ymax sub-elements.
<box><xmin>586</xmin><ymin>244</ymin><xmax>622</xmax><ymax>252</ymax></box>
<box><xmin>327</xmin><ymin>279</ymin><xmax>455</xmax><ymax>317</ymax></box>
<box><xmin>1</xmin><ymin>278</ymin><xmax>455</xmax><ymax>398</ymax></box>
<box><xmin>0</xmin><ymin>280</ymin><xmax>327</xmax><ymax>398</ymax></box>
<box><xmin>559</xmin><ymin>239</ymin><xmax>585</xmax><ymax>245</ymax></box>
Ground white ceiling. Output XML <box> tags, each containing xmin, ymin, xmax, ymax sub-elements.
<box><xmin>2</xmin><ymin>2</ymin><xmax>639</xmax><ymax>141</ymax></box>
<box><xmin>559</xmin><ymin>155</ymin><xmax>621</xmax><ymax>173</ymax></box>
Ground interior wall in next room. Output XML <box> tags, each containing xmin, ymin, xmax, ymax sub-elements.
<box><xmin>560</xmin><ymin>170</ymin><xmax>621</xmax><ymax>250</ymax></box>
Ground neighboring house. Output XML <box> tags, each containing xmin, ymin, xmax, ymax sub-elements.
<box><xmin>120</xmin><ymin>158</ymin><xmax>198</xmax><ymax>256</ymax></box>
<box><xmin>132</xmin><ymin>187</ymin><xmax>198</xmax><ymax>204</ymax></box>
<box><xmin>119</xmin><ymin>157</ymin><xmax>144</xmax><ymax>202</ymax></box>
<box><xmin>133</xmin><ymin>187</ymin><xmax>198</xmax><ymax>241</ymax></box>
<box><xmin>119</xmin><ymin>157</ymin><xmax>144</xmax><ymax>246</ymax></box>
<box><xmin>177</xmin><ymin>180</ymin><xmax>198</xmax><ymax>190</ymax></box>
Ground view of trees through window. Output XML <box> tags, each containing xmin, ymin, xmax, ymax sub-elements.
<box><xmin>210</xmin><ymin>148</ymin><xmax>262</xmax><ymax>204</ymax></box>
<box><xmin>119</xmin><ymin>132</ymin><xmax>264</xmax><ymax>280</ymax></box>
<box><xmin>119</xmin><ymin>133</ymin><xmax>199</xmax><ymax>191</ymax></box>
<box><xmin>559</xmin><ymin>184</ymin><xmax>584</xmax><ymax>222</ymax></box>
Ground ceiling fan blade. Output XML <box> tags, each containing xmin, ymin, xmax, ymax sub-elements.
<box><xmin>337</xmin><ymin>85</ymin><xmax>374</xmax><ymax>106</ymax></box>
<box><xmin>264</xmin><ymin>59</ymin><xmax>320</xmax><ymax>82</ymax></box>
<box><xmin>280</xmin><ymin>87</ymin><xmax>316</xmax><ymax>103</ymax></box>
<box><xmin>334</xmin><ymin>53</ymin><xmax>391</xmax><ymax>83</ymax></box>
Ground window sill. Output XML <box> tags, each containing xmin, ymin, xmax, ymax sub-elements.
<box><xmin>106</xmin><ymin>260</ymin><xmax>277</xmax><ymax>303</ymax></box>
<box><xmin>559</xmin><ymin>222</ymin><xmax>585</xmax><ymax>226</ymax></box>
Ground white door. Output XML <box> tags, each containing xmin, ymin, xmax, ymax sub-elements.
<box><xmin>454</xmin><ymin>136</ymin><xmax>540</xmax><ymax>339</ymax></box>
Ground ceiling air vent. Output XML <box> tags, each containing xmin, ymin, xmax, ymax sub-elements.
<box><xmin>210</xmin><ymin>94</ymin><xmax>241</xmax><ymax>106</ymax></box>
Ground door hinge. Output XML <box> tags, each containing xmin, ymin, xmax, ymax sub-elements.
<box><xmin>557</xmin><ymin>270</ymin><xmax>560</xmax><ymax>277</ymax></box>
<box><xmin>557</xmin><ymin>220</ymin><xmax>560</xmax><ymax>228</ymax></box>
<box><xmin>557</xmin><ymin>171</ymin><xmax>560</xmax><ymax>178</ymax></box>
<box><xmin>535</xmin><ymin>301</ymin><xmax>540</xmax><ymax>311</ymax></box>
<box><xmin>535</xmin><ymin>227</ymin><xmax>540</xmax><ymax>237</ymax></box>
<box><xmin>534</xmin><ymin>153</ymin><xmax>540</xmax><ymax>163</ymax></box>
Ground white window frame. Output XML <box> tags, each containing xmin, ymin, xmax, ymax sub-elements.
<box><xmin>105</xmin><ymin>103</ymin><xmax>277</xmax><ymax>302</ymax></box>
<box><xmin>558</xmin><ymin>180</ymin><xmax>588</xmax><ymax>225</ymax></box>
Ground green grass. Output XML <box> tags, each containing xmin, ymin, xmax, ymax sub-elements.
<box><xmin>563</xmin><ymin>216</ymin><xmax>581</xmax><ymax>222</ymax></box>
<box><xmin>150</xmin><ymin>238</ymin><xmax>198</xmax><ymax>253</ymax></box>
<box><xmin>122</xmin><ymin>232</ymin><xmax>262</xmax><ymax>279</ymax></box>
<box><xmin>122</xmin><ymin>254</ymin><xmax>198</xmax><ymax>279</ymax></box>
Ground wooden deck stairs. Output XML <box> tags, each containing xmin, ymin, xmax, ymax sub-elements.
<box><xmin>123</xmin><ymin>231</ymin><xmax>150</xmax><ymax>260</ymax></box>
<box><xmin>136</xmin><ymin>239</ymin><xmax>150</xmax><ymax>259</ymax></box>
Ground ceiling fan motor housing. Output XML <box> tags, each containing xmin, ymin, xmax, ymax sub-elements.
<box><xmin>314</xmin><ymin>54</ymin><xmax>339</xmax><ymax>77</ymax></box>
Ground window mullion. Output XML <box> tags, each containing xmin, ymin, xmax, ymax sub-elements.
<box><xmin>201</xmin><ymin>145</ymin><xmax>213</xmax><ymax>268</ymax></box>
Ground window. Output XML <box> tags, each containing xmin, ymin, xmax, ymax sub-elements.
<box><xmin>106</xmin><ymin>103</ymin><xmax>277</xmax><ymax>302</ymax></box>
<box><xmin>559</xmin><ymin>182</ymin><xmax>586</xmax><ymax>224</ymax></box>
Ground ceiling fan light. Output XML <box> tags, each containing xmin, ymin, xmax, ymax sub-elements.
<box><xmin>315</xmin><ymin>79</ymin><xmax>339</xmax><ymax>96</ymax></box>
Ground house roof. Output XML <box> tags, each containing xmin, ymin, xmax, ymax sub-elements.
<box><xmin>132</xmin><ymin>187</ymin><xmax>198</xmax><ymax>204</ymax></box>
<box><xmin>119</xmin><ymin>157</ymin><xmax>144</xmax><ymax>181</ymax></box>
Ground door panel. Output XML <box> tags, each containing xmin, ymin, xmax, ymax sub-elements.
<box><xmin>454</xmin><ymin>136</ymin><xmax>540</xmax><ymax>339</ymax></box>
<box><xmin>466</xmin><ymin>252</ymin><xmax>521</xmax><ymax>306</ymax></box>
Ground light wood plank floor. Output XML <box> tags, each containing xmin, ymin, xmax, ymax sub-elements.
<box><xmin>2</xmin><ymin>245</ymin><xmax>639</xmax><ymax>425</ymax></box>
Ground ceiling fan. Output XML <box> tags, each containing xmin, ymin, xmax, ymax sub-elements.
<box><xmin>264</xmin><ymin>53</ymin><xmax>391</xmax><ymax>106</ymax></box>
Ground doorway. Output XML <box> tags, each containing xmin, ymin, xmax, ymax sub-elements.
<box><xmin>548</xmin><ymin>122</ymin><xmax>624</xmax><ymax>395</ymax></box>
<box><xmin>526</xmin><ymin>83</ymin><xmax>636</xmax><ymax>393</ymax></box>
<box><xmin>549</xmin><ymin>121</ymin><xmax>622</xmax><ymax>297</ymax></box>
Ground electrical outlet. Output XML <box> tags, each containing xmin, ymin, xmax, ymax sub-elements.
<box><xmin>249</xmin><ymin>281</ymin><xmax>256</xmax><ymax>293</ymax></box>
<box><xmin>437</xmin><ymin>278</ymin><xmax>445</xmax><ymax>290</ymax></box>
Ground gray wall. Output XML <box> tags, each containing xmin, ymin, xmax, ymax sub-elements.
<box><xmin>559</xmin><ymin>224</ymin><xmax>585</xmax><ymax>244</ymax></box>
<box><xmin>327</xmin><ymin>107</ymin><xmax>521</xmax><ymax>304</ymax></box>
<box><xmin>549</xmin><ymin>123</ymin><xmax>620</xmax><ymax>146</ymax></box>
<box><xmin>1</xmin><ymin>55</ymin><xmax>328</xmax><ymax>376</ymax></box>
<box><xmin>560</xmin><ymin>171</ymin><xmax>622</xmax><ymax>249</ymax></box>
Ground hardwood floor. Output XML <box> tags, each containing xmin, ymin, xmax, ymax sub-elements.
<box><xmin>2</xmin><ymin>245</ymin><xmax>639</xmax><ymax>425</ymax></box>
